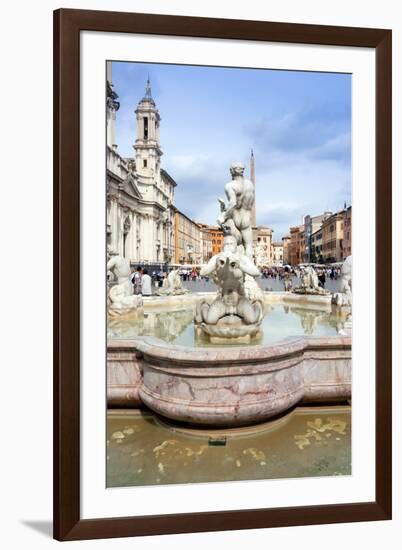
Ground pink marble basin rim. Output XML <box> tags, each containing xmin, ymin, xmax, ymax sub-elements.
<box><xmin>107</xmin><ymin>335</ymin><xmax>351</xmax><ymax>427</ymax></box>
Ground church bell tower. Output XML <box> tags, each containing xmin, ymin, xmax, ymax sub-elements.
<box><xmin>133</xmin><ymin>78</ymin><xmax>162</xmax><ymax>181</ymax></box>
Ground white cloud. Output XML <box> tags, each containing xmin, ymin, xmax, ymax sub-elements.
<box><xmin>170</xmin><ymin>149</ymin><xmax>351</xmax><ymax>239</ymax></box>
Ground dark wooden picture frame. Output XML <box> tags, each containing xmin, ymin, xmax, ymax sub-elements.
<box><xmin>54</xmin><ymin>8</ymin><xmax>392</xmax><ymax>541</ymax></box>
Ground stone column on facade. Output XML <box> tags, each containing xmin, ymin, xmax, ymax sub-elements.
<box><xmin>141</xmin><ymin>215</ymin><xmax>148</xmax><ymax>262</ymax></box>
<box><xmin>117</xmin><ymin>208</ymin><xmax>122</xmax><ymax>256</ymax></box>
<box><xmin>154</xmin><ymin>218</ymin><xmax>158</xmax><ymax>263</ymax></box>
<box><xmin>109</xmin><ymin>200</ymin><xmax>114</xmax><ymax>253</ymax></box>
<box><xmin>150</xmin><ymin>216</ymin><xmax>155</xmax><ymax>263</ymax></box>
<box><xmin>144</xmin><ymin>215</ymin><xmax>152</xmax><ymax>263</ymax></box>
<box><xmin>130</xmin><ymin>212</ymin><xmax>135</xmax><ymax>262</ymax></box>
<box><xmin>131</xmin><ymin>213</ymin><xmax>137</xmax><ymax>261</ymax></box>
<box><xmin>106</xmin><ymin>197</ymin><xmax>112</xmax><ymax>252</ymax></box>
<box><xmin>136</xmin><ymin>214</ymin><xmax>142</xmax><ymax>262</ymax></box>
<box><xmin>157</xmin><ymin>217</ymin><xmax>161</xmax><ymax>263</ymax></box>
<box><xmin>117</xmin><ymin>204</ymin><xmax>124</xmax><ymax>257</ymax></box>
<box><xmin>121</xmin><ymin>213</ymin><xmax>127</xmax><ymax>258</ymax></box>
<box><xmin>106</xmin><ymin>104</ymin><xmax>117</xmax><ymax>149</ymax></box>
<box><xmin>150</xmin><ymin>114</ymin><xmax>155</xmax><ymax>141</ymax></box>
<box><xmin>127</xmin><ymin>213</ymin><xmax>135</xmax><ymax>262</ymax></box>
<box><xmin>156</xmin><ymin>218</ymin><xmax>161</xmax><ymax>263</ymax></box>
<box><xmin>160</xmin><ymin>221</ymin><xmax>164</xmax><ymax>260</ymax></box>
<box><xmin>111</xmin><ymin>201</ymin><xmax>117</xmax><ymax>254</ymax></box>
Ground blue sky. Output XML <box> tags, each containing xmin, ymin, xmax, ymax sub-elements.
<box><xmin>111</xmin><ymin>61</ymin><xmax>351</xmax><ymax>240</ymax></box>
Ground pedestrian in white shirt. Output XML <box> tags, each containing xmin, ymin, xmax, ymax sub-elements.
<box><xmin>141</xmin><ymin>269</ymin><xmax>152</xmax><ymax>296</ymax></box>
<box><xmin>132</xmin><ymin>266</ymin><xmax>142</xmax><ymax>295</ymax></box>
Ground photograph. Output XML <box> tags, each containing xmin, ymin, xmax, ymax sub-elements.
<box><xmin>106</xmin><ymin>60</ymin><xmax>353</xmax><ymax>488</ymax></box>
<box><xmin>1</xmin><ymin>0</ymin><xmax>395</xmax><ymax>546</ymax></box>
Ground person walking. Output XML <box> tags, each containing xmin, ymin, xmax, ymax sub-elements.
<box><xmin>158</xmin><ymin>271</ymin><xmax>165</xmax><ymax>288</ymax></box>
<box><xmin>130</xmin><ymin>266</ymin><xmax>136</xmax><ymax>293</ymax></box>
<box><xmin>283</xmin><ymin>266</ymin><xmax>292</xmax><ymax>292</ymax></box>
<box><xmin>132</xmin><ymin>266</ymin><xmax>142</xmax><ymax>295</ymax></box>
<box><xmin>318</xmin><ymin>269</ymin><xmax>326</xmax><ymax>288</ymax></box>
<box><xmin>141</xmin><ymin>269</ymin><xmax>152</xmax><ymax>296</ymax></box>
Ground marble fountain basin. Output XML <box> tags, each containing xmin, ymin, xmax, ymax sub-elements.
<box><xmin>107</xmin><ymin>328</ymin><xmax>351</xmax><ymax>428</ymax></box>
<box><xmin>107</xmin><ymin>292</ymin><xmax>351</xmax><ymax>427</ymax></box>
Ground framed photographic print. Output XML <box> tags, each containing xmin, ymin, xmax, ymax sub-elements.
<box><xmin>54</xmin><ymin>8</ymin><xmax>392</xmax><ymax>541</ymax></box>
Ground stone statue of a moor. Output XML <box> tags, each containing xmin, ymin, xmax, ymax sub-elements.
<box><xmin>217</xmin><ymin>162</ymin><xmax>254</xmax><ymax>258</ymax></box>
<box><xmin>195</xmin><ymin>162</ymin><xmax>264</xmax><ymax>343</ymax></box>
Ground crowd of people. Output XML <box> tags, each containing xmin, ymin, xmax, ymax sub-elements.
<box><xmin>129</xmin><ymin>266</ymin><xmax>205</xmax><ymax>296</ymax></box>
<box><xmin>260</xmin><ymin>265</ymin><xmax>341</xmax><ymax>280</ymax></box>
<box><xmin>130</xmin><ymin>266</ymin><xmax>153</xmax><ymax>296</ymax></box>
<box><xmin>127</xmin><ymin>264</ymin><xmax>342</xmax><ymax>296</ymax></box>
<box><xmin>174</xmin><ymin>268</ymin><xmax>203</xmax><ymax>282</ymax></box>
<box><xmin>259</xmin><ymin>265</ymin><xmax>342</xmax><ymax>292</ymax></box>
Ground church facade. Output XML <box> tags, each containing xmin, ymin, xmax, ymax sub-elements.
<box><xmin>106</xmin><ymin>64</ymin><xmax>176</xmax><ymax>266</ymax></box>
<box><xmin>106</xmin><ymin>63</ymin><xmax>273</xmax><ymax>269</ymax></box>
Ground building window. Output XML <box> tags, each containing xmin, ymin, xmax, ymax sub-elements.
<box><xmin>143</xmin><ymin>159</ymin><xmax>147</xmax><ymax>168</ymax></box>
<box><xmin>143</xmin><ymin>117</ymin><xmax>148</xmax><ymax>139</ymax></box>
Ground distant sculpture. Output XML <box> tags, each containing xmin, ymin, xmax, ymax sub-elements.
<box><xmin>195</xmin><ymin>163</ymin><xmax>264</xmax><ymax>343</ymax></box>
<box><xmin>107</xmin><ymin>253</ymin><xmax>143</xmax><ymax>316</ymax></box>
<box><xmin>217</xmin><ymin>162</ymin><xmax>254</xmax><ymax>258</ymax></box>
<box><xmin>293</xmin><ymin>266</ymin><xmax>330</xmax><ymax>296</ymax></box>
<box><xmin>332</xmin><ymin>256</ymin><xmax>352</xmax><ymax>307</ymax></box>
<box><xmin>157</xmin><ymin>269</ymin><xmax>189</xmax><ymax>296</ymax></box>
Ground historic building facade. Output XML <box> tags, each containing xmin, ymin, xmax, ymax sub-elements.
<box><xmin>288</xmin><ymin>206</ymin><xmax>352</xmax><ymax>265</ymax></box>
<box><xmin>321</xmin><ymin>212</ymin><xmax>345</xmax><ymax>262</ymax></box>
<box><xmin>303</xmin><ymin>212</ymin><xmax>332</xmax><ymax>262</ymax></box>
<box><xmin>198</xmin><ymin>223</ymin><xmax>215</xmax><ymax>263</ymax></box>
<box><xmin>253</xmin><ymin>226</ymin><xmax>273</xmax><ymax>267</ymax></box>
<box><xmin>271</xmin><ymin>242</ymin><xmax>284</xmax><ymax>266</ymax></box>
<box><xmin>207</xmin><ymin>226</ymin><xmax>224</xmax><ymax>256</ymax></box>
<box><xmin>289</xmin><ymin>225</ymin><xmax>305</xmax><ymax>266</ymax></box>
<box><xmin>343</xmin><ymin>205</ymin><xmax>352</xmax><ymax>258</ymax></box>
<box><xmin>310</xmin><ymin>227</ymin><xmax>324</xmax><ymax>263</ymax></box>
<box><xmin>174</xmin><ymin>209</ymin><xmax>202</xmax><ymax>264</ymax></box>
<box><xmin>106</xmin><ymin>65</ymin><xmax>279</xmax><ymax>269</ymax></box>
<box><xmin>106</xmin><ymin>65</ymin><xmax>176</xmax><ymax>265</ymax></box>
<box><xmin>282</xmin><ymin>235</ymin><xmax>291</xmax><ymax>265</ymax></box>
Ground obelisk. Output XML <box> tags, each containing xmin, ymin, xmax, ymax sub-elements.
<box><xmin>250</xmin><ymin>149</ymin><xmax>257</xmax><ymax>227</ymax></box>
